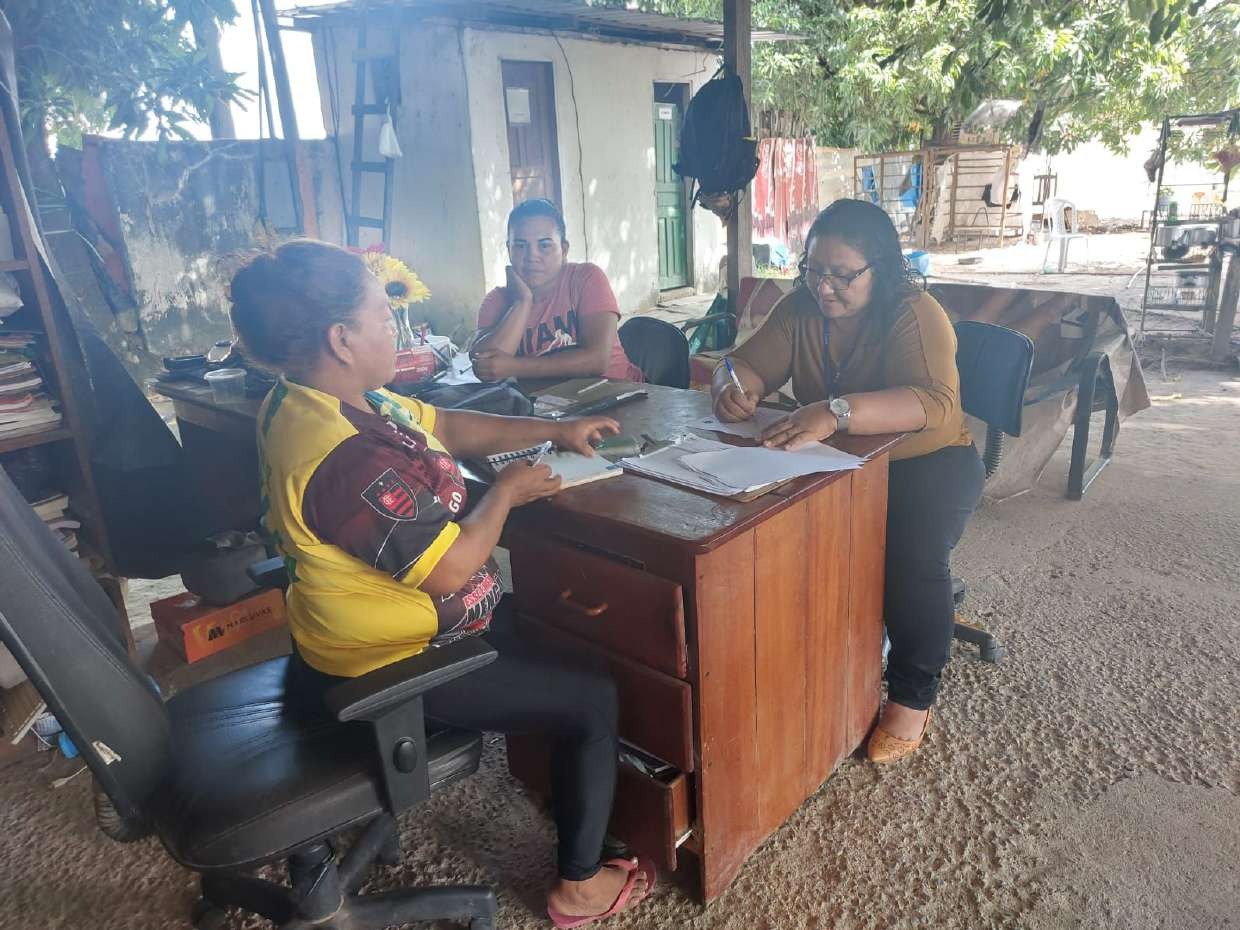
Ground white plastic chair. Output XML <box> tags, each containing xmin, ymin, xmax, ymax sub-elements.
<box><xmin>1041</xmin><ymin>197</ymin><xmax>1088</xmax><ymax>273</ymax></box>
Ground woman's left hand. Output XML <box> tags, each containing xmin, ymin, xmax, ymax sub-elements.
<box><xmin>760</xmin><ymin>401</ymin><xmax>838</xmax><ymax>451</ymax></box>
<box><xmin>472</xmin><ymin>349</ymin><xmax>516</xmax><ymax>382</ymax></box>
<box><xmin>555</xmin><ymin>416</ymin><xmax>621</xmax><ymax>456</ymax></box>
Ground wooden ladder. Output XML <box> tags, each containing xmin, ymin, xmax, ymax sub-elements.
<box><xmin>347</xmin><ymin>13</ymin><xmax>400</xmax><ymax>248</ymax></box>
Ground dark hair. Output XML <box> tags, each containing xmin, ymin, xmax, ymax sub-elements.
<box><xmin>228</xmin><ymin>239</ymin><xmax>371</xmax><ymax>372</ymax></box>
<box><xmin>798</xmin><ymin>199</ymin><xmax>923</xmax><ymax>332</ymax></box>
<box><xmin>507</xmin><ymin>197</ymin><xmax>567</xmax><ymax>243</ymax></box>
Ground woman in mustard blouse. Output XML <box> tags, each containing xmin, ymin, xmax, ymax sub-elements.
<box><xmin>228</xmin><ymin>240</ymin><xmax>653</xmax><ymax>926</ymax></box>
<box><xmin>713</xmin><ymin>199</ymin><xmax>985</xmax><ymax>763</ymax></box>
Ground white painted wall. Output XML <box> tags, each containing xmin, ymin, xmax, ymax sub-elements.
<box><xmin>314</xmin><ymin>21</ymin><xmax>487</xmax><ymax>337</ymax></box>
<box><xmin>1017</xmin><ymin>125</ymin><xmax>1232</xmax><ymax>224</ymax></box>
<box><xmin>461</xmin><ymin>28</ymin><xmax>725</xmax><ymax>312</ymax></box>
<box><xmin>314</xmin><ymin>21</ymin><xmax>727</xmax><ymax>333</ymax></box>
<box><xmin>816</xmin><ymin>146</ymin><xmax>856</xmax><ymax>208</ymax></box>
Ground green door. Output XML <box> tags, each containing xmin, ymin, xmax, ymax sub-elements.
<box><xmin>654</xmin><ymin>99</ymin><xmax>690</xmax><ymax>290</ymax></box>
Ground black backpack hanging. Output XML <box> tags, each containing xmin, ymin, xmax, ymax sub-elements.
<box><xmin>674</xmin><ymin>72</ymin><xmax>760</xmax><ymax>202</ymax></box>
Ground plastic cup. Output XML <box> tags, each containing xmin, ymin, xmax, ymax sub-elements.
<box><xmin>204</xmin><ymin>368</ymin><xmax>247</xmax><ymax>404</ymax></box>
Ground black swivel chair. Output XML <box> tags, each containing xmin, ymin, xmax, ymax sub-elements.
<box><xmin>950</xmin><ymin>320</ymin><xmax>1035</xmax><ymax>664</ymax></box>
<box><xmin>618</xmin><ymin>316</ymin><xmax>691</xmax><ymax>388</ymax></box>
<box><xmin>0</xmin><ymin>466</ymin><xmax>501</xmax><ymax>930</ymax></box>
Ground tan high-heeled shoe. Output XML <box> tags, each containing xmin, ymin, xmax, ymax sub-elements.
<box><xmin>866</xmin><ymin>708</ymin><xmax>932</xmax><ymax>764</ymax></box>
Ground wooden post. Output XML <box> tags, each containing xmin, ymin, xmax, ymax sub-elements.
<box><xmin>995</xmin><ymin>146</ymin><xmax>1012</xmax><ymax>248</ymax></box>
<box><xmin>723</xmin><ymin>0</ymin><xmax>752</xmax><ymax>315</ymax></box>
<box><xmin>1212</xmin><ymin>250</ymin><xmax>1239</xmax><ymax>362</ymax></box>
<box><xmin>257</xmin><ymin>0</ymin><xmax>319</xmax><ymax>237</ymax></box>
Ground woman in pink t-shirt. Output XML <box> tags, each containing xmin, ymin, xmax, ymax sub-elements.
<box><xmin>471</xmin><ymin>199</ymin><xmax>643</xmax><ymax>383</ymax></box>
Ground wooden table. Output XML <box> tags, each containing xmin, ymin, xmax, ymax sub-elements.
<box><xmin>157</xmin><ymin>379</ymin><xmax>898</xmax><ymax>902</ymax></box>
<box><xmin>498</xmin><ymin>385</ymin><xmax>898</xmax><ymax>902</ymax></box>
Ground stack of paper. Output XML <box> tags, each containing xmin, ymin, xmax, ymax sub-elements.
<box><xmin>621</xmin><ymin>436</ymin><xmax>760</xmax><ymax>495</ymax></box>
<box><xmin>0</xmin><ymin>332</ymin><xmax>61</xmax><ymax>439</ymax></box>
<box><xmin>691</xmin><ymin>408</ymin><xmax>789</xmax><ymax>441</ymax></box>
<box><xmin>681</xmin><ymin>443</ymin><xmax>863</xmax><ymax>489</ymax></box>
<box><xmin>621</xmin><ymin>434</ymin><xmax>864</xmax><ymax>498</ymax></box>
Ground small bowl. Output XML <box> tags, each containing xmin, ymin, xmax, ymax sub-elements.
<box><xmin>203</xmin><ymin>368</ymin><xmax>247</xmax><ymax>404</ymax></box>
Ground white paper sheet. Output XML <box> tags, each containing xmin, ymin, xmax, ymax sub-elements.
<box><xmin>680</xmin><ymin>443</ymin><xmax>863</xmax><ymax>489</ymax></box>
<box><xmin>619</xmin><ymin>436</ymin><xmax>757</xmax><ymax>495</ymax></box>
<box><xmin>439</xmin><ymin>353</ymin><xmax>480</xmax><ymax>385</ymax></box>
<box><xmin>691</xmin><ymin>407</ymin><xmax>789</xmax><ymax>441</ymax></box>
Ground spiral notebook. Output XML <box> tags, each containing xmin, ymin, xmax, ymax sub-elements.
<box><xmin>483</xmin><ymin>445</ymin><xmax>622</xmax><ymax>489</ymax></box>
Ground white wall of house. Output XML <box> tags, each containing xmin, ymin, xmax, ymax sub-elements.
<box><xmin>816</xmin><ymin>146</ymin><xmax>857</xmax><ymax>209</ymax></box>
<box><xmin>314</xmin><ymin>21</ymin><xmax>488</xmax><ymax>338</ymax></box>
<box><xmin>314</xmin><ymin>20</ymin><xmax>726</xmax><ymax>336</ymax></box>
<box><xmin>1018</xmin><ymin>125</ymin><xmax>1230</xmax><ymax>225</ymax></box>
<box><xmin>462</xmin><ymin>28</ymin><xmax>725</xmax><ymax>312</ymax></box>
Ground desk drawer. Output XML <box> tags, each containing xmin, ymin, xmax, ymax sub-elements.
<box><xmin>507</xmin><ymin>734</ymin><xmax>692</xmax><ymax>872</ymax></box>
<box><xmin>508</xmin><ymin>534</ymin><xmax>688</xmax><ymax>678</ymax></box>
<box><xmin>517</xmin><ymin>615</ymin><xmax>694</xmax><ymax>772</ymax></box>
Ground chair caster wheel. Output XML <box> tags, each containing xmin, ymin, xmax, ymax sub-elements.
<box><xmin>191</xmin><ymin>900</ymin><xmax>227</xmax><ymax>930</ymax></box>
<box><xmin>980</xmin><ymin>643</ymin><xmax>1005</xmax><ymax>664</ymax></box>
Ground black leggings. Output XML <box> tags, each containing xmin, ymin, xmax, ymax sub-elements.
<box><xmin>289</xmin><ymin>599</ymin><xmax>618</xmax><ymax>882</ymax></box>
<box><xmin>884</xmin><ymin>444</ymin><xmax>985</xmax><ymax>710</ymax></box>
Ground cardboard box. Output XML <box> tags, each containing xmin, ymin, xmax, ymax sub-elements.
<box><xmin>151</xmin><ymin>588</ymin><xmax>286</xmax><ymax>663</ymax></box>
<box><xmin>391</xmin><ymin>337</ymin><xmax>451</xmax><ymax>386</ymax></box>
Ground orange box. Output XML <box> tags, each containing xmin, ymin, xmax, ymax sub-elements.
<box><xmin>151</xmin><ymin>588</ymin><xmax>286</xmax><ymax>663</ymax></box>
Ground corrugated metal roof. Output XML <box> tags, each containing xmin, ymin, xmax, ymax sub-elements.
<box><xmin>286</xmin><ymin>0</ymin><xmax>800</xmax><ymax>49</ymax></box>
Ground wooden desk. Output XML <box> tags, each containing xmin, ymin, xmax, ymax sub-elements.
<box><xmin>158</xmin><ymin>380</ymin><xmax>898</xmax><ymax>901</ymax></box>
<box><xmin>498</xmin><ymin>385</ymin><xmax>898</xmax><ymax>902</ymax></box>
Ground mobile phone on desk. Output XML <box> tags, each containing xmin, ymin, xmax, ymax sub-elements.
<box><xmin>569</xmin><ymin>390</ymin><xmax>648</xmax><ymax>418</ymax></box>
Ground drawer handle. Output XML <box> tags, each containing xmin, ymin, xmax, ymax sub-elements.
<box><xmin>558</xmin><ymin>589</ymin><xmax>608</xmax><ymax>617</ymax></box>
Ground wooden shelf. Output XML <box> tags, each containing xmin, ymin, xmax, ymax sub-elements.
<box><xmin>0</xmin><ymin>426</ymin><xmax>72</xmax><ymax>456</ymax></box>
<box><xmin>0</xmin><ymin>258</ymin><xmax>28</xmax><ymax>272</ymax></box>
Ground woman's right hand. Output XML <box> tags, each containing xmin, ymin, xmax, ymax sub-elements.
<box><xmin>494</xmin><ymin>460</ymin><xmax>561</xmax><ymax>506</ymax></box>
<box><xmin>506</xmin><ymin>265</ymin><xmax>533</xmax><ymax>306</ymax></box>
<box><xmin>714</xmin><ymin>384</ymin><xmax>759</xmax><ymax>423</ymax></box>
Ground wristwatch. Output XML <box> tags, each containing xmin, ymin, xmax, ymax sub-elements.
<box><xmin>828</xmin><ymin>396</ymin><xmax>852</xmax><ymax>432</ymax></box>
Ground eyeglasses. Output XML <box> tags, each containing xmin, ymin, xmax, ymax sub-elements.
<box><xmin>803</xmin><ymin>263</ymin><xmax>871</xmax><ymax>293</ymax></box>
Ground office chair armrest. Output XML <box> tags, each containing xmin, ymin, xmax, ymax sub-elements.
<box><xmin>326</xmin><ymin>637</ymin><xmax>498</xmax><ymax>723</ymax></box>
<box><xmin>324</xmin><ymin>638</ymin><xmax>497</xmax><ymax>815</ymax></box>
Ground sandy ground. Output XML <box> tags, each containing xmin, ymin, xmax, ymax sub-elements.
<box><xmin>1</xmin><ymin>363</ymin><xmax>1237</xmax><ymax>930</ymax></box>
<box><xmin>1</xmin><ymin>247</ymin><xmax>1238</xmax><ymax>929</ymax></box>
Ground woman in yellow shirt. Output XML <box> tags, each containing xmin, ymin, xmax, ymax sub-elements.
<box><xmin>713</xmin><ymin>199</ymin><xmax>985</xmax><ymax>764</ymax></box>
<box><xmin>229</xmin><ymin>240</ymin><xmax>652</xmax><ymax>927</ymax></box>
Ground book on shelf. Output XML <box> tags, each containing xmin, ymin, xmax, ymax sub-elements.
<box><xmin>0</xmin><ymin>332</ymin><xmax>62</xmax><ymax>436</ymax></box>
<box><xmin>32</xmin><ymin>493</ymin><xmax>69</xmax><ymax>522</ymax></box>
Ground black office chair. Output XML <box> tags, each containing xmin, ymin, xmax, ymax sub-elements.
<box><xmin>951</xmin><ymin>320</ymin><xmax>1035</xmax><ymax>664</ymax></box>
<box><xmin>618</xmin><ymin>316</ymin><xmax>691</xmax><ymax>388</ymax></box>
<box><xmin>0</xmin><ymin>466</ymin><xmax>501</xmax><ymax>930</ymax></box>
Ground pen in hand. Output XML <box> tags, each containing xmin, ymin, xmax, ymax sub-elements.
<box><xmin>530</xmin><ymin>440</ymin><xmax>554</xmax><ymax>467</ymax></box>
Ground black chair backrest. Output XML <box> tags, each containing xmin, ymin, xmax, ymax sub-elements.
<box><xmin>0</xmin><ymin>467</ymin><xmax>171</xmax><ymax>819</ymax></box>
<box><xmin>954</xmin><ymin>321</ymin><xmax>1034</xmax><ymax>438</ymax></box>
<box><xmin>618</xmin><ymin>317</ymin><xmax>691</xmax><ymax>389</ymax></box>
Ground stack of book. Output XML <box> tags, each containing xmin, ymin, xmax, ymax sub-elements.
<box><xmin>0</xmin><ymin>331</ymin><xmax>61</xmax><ymax>440</ymax></box>
<box><xmin>33</xmin><ymin>493</ymin><xmax>79</xmax><ymax>554</ymax></box>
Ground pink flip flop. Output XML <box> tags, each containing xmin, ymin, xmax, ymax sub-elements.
<box><xmin>546</xmin><ymin>856</ymin><xmax>657</xmax><ymax>929</ymax></box>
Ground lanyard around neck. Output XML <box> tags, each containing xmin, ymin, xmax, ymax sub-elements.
<box><xmin>822</xmin><ymin>317</ymin><xmax>863</xmax><ymax>398</ymax></box>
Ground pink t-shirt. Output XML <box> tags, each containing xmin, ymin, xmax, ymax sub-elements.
<box><xmin>476</xmin><ymin>262</ymin><xmax>643</xmax><ymax>382</ymax></box>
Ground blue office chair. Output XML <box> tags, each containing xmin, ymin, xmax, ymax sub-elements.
<box><xmin>951</xmin><ymin>320</ymin><xmax>1035</xmax><ymax>663</ymax></box>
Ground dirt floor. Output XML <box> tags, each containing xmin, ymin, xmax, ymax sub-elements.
<box><xmin>1</xmin><ymin>244</ymin><xmax>1238</xmax><ymax>929</ymax></box>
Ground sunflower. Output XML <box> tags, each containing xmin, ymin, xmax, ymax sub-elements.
<box><xmin>365</xmin><ymin>253</ymin><xmax>430</xmax><ymax>310</ymax></box>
